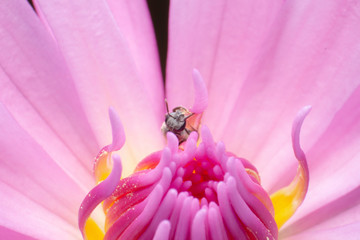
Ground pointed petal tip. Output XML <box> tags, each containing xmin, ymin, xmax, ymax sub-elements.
<box><xmin>302</xmin><ymin>105</ymin><xmax>312</xmax><ymax>115</ymax></box>
<box><xmin>190</xmin><ymin>69</ymin><xmax>208</xmax><ymax>114</ymax></box>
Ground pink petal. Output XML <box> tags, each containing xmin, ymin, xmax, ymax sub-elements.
<box><xmin>34</xmin><ymin>0</ymin><xmax>165</xmax><ymax>173</ymax></box>
<box><xmin>282</xmin><ymin>222</ymin><xmax>360</xmax><ymax>240</ymax></box>
<box><xmin>0</xmin><ymin>68</ymin><xmax>94</xmax><ymax>190</ymax></box>
<box><xmin>166</xmin><ymin>0</ymin><xmax>360</xmax><ymax>192</ymax></box>
<box><xmin>0</xmin><ymin>226</ymin><xmax>36</xmax><ymax>240</ymax></box>
<box><xmin>167</xmin><ymin>0</ymin><xmax>282</xmax><ymax>110</ymax></box>
<box><xmin>280</xmin><ymin>186</ymin><xmax>360</xmax><ymax>238</ymax></box>
<box><xmin>0</xmin><ymin>104</ymin><xmax>86</xmax><ymax>239</ymax></box>
<box><xmin>0</xmin><ymin>0</ymin><xmax>99</xmax><ymax>186</ymax></box>
<box><xmin>0</xmin><ymin>181</ymin><xmax>82</xmax><ymax>240</ymax></box>
<box><xmin>105</xmin><ymin>0</ymin><xmax>164</xmax><ymax>117</ymax></box>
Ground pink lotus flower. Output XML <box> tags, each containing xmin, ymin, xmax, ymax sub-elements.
<box><xmin>1</xmin><ymin>0</ymin><xmax>359</xmax><ymax>239</ymax></box>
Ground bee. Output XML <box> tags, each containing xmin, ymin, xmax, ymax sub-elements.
<box><xmin>161</xmin><ymin>100</ymin><xmax>194</xmax><ymax>144</ymax></box>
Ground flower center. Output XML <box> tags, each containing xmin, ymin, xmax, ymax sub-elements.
<box><xmin>97</xmin><ymin>127</ymin><xmax>278</xmax><ymax>240</ymax></box>
<box><xmin>78</xmin><ymin>69</ymin><xmax>311</xmax><ymax>240</ymax></box>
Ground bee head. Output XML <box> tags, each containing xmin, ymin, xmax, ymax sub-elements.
<box><xmin>165</xmin><ymin>110</ymin><xmax>186</xmax><ymax>132</ymax></box>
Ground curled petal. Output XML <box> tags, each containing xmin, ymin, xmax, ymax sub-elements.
<box><xmin>94</xmin><ymin>108</ymin><xmax>125</xmax><ymax>183</ymax></box>
<box><xmin>107</xmin><ymin>107</ymin><xmax>126</xmax><ymax>152</ymax></box>
<box><xmin>271</xmin><ymin>106</ymin><xmax>312</xmax><ymax>228</ymax></box>
<box><xmin>78</xmin><ymin>154</ymin><xmax>122</xmax><ymax>238</ymax></box>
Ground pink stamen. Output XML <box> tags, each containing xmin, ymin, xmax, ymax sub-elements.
<box><xmin>217</xmin><ymin>181</ymin><xmax>248</xmax><ymax>239</ymax></box>
<box><xmin>93</xmin><ymin>125</ymin><xmax>278</xmax><ymax>239</ymax></box>
<box><xmin>208</xmin><ymin>202</ymin><xmax>229</xmax><ymax>239</ymax></box>
<box><xmin>153</xmin><ymin>220</ymin><xmax>171</xmax><ymax>240</ymax></box>
<box><xmin>191</xmin><ymin>208</ymin><xmax>208</xmax><ymax>240</ymax></box>
<box><xmin>139</xmin><ymin>189</ymin><xmax>178</xmax><ymax>240</ymax></box>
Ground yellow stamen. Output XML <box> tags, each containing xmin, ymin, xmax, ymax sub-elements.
<box><xmin>270</xmin><ymin>162</ymin><xmax>308</xmax><ymax>228</ymax></box>
<box><xmin>84</xmin><ymin>218</ymin><xmax>104</xmax><ymax>240</ymax></box>
<box><xmin>94</xmin><ymin>150</ymin><xmax>112</xmax><ymax>183</ymax></box>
